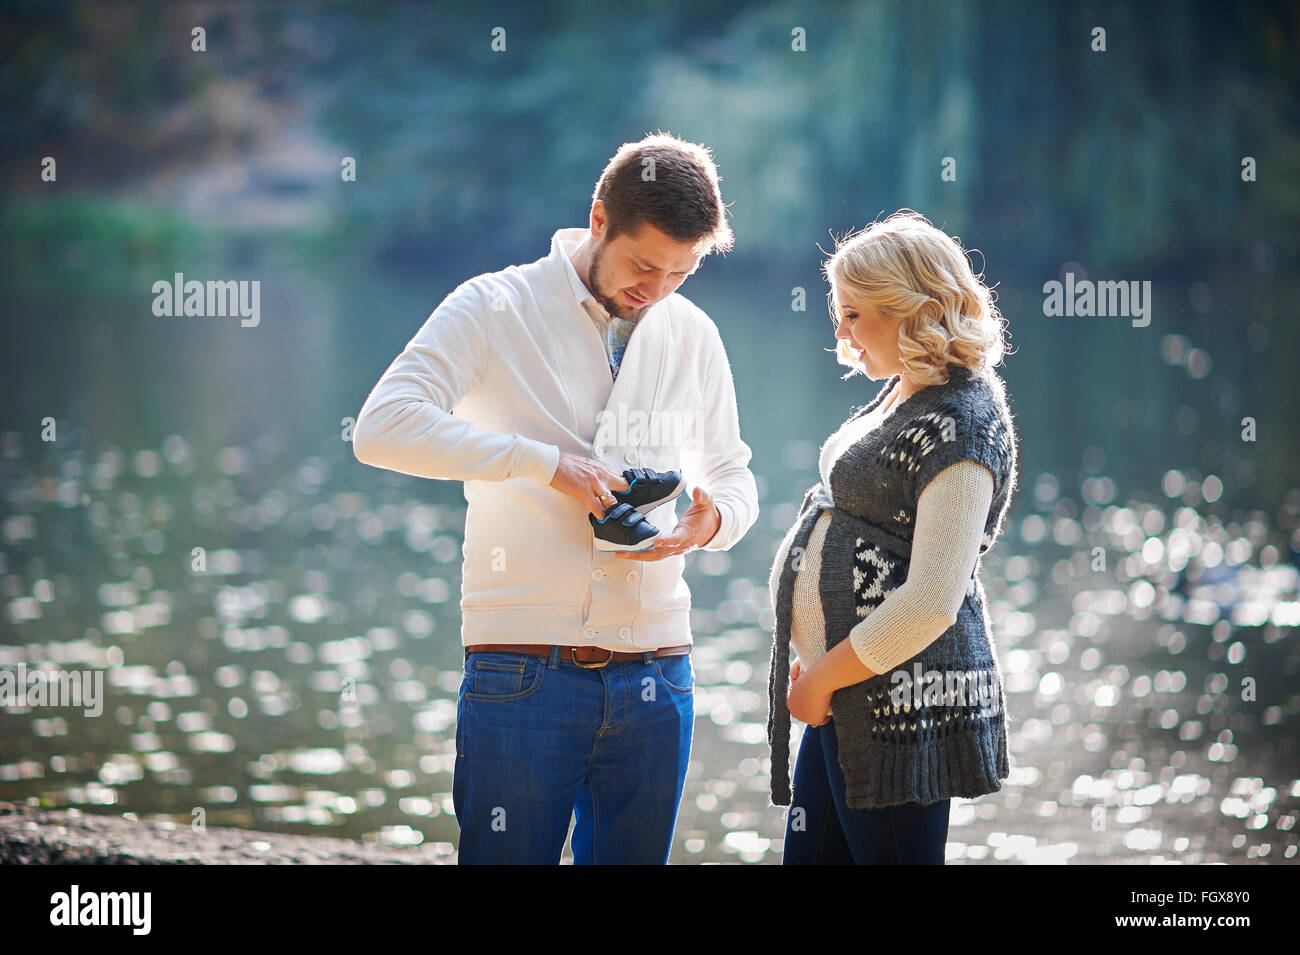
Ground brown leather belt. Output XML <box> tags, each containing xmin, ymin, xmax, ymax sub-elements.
<box><xmin>465</xmin><ymin>642</ymin><xmax>691</xmax><ymax>670</ymax></box>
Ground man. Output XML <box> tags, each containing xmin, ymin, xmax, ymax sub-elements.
<box><xmin>352</xmin><ymin>133</ymin><xmax>759</xmax><ymax>864</ymax></box>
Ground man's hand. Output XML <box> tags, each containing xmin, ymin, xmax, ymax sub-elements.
<box><xmin>549</xmin><ymin>451</ymin><xmax>631</xmax><ymax>518</ymax></box>
<box><xmin>617</xmin><ymin>486</ymin><xmax>721</xmax><ymax>561</ymax></box>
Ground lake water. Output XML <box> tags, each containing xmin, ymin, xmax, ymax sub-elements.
<box><xmin>2</xmin><ymin>247</ymin><xmax>1297</xmax><ymax>864</ymax></box>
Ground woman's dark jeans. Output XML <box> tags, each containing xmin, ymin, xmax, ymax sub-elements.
<box><xmin>783</xmin><ymin>717</ymin><xmax>951</xmax><ymax>864</ymax></box>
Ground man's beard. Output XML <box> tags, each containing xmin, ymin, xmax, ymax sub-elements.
<box><xmin>588</xmin><ymin>241</ymin><xmax>649</xmax><ymax>322</ymax></box>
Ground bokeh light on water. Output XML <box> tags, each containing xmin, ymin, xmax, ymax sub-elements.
<box><xmin>2</xmin><ymin>426</ymin><xmax>1297</xmax><ymax>863</ymax></box>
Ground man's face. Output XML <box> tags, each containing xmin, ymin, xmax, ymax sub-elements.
<box><xmin>588</xmin><ymin>221</ymin><xmax>703</xmax><ymax>320</ymax></box>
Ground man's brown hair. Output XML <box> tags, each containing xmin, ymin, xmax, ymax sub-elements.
<box><xmin>592</xmin><ymin>132</ymin><xmax>734</xmax><ymax>255</ymax></box>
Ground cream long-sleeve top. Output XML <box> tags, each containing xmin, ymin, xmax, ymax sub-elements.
<box><xmin>352</xmin><ymin>228</ymin><xmax>760</xmax><ymax>650</ymax></box>
<box><xmin>769</xmin><ymin>385</ymin><xmax>995</xmax><ymax>679</ymax></box>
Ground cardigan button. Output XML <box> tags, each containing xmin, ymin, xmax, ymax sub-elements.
<box><xmin>624</xmin><ymin>450</ymin><xmax>638</xmax><ymax>464</ymax></box>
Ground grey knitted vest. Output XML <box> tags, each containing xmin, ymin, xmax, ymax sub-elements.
<box><xmin>767</xmin><ymin>361</ymin><xmax>1019</xmax><ymax>810</ymax></box>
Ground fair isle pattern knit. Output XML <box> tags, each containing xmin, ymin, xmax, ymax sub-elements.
<box><xmin>767</xmin><ymin>361</ymin><xmax>1020</xmax><ymax>810</ymax></box>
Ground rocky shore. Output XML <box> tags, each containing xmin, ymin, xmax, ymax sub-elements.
<box><xmin>0</xmin><ymin>802</ymin><xmax>454</xmax><ymax>864</ymax></box>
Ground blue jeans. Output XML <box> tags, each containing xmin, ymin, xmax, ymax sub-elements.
<box><xmin>452</xmin><ymin>645</ymin><xmax>695</xmax><ymax>864</ymax></box>
<box><xmin>783</xmin><ymin>718</ymin><xmax>950</xmax><ymax>864</ymax></box>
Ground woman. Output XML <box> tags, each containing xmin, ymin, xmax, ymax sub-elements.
<box><xmin>767</xmin><ymin>210</ymin><xmax>1019</xmax><ymax>864</ymax></box>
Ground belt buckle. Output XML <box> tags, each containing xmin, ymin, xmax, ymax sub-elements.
<box><xmin>570</xmin><ymin>647</ymin><xmax>615</xmax><ymax>669</ymax></box>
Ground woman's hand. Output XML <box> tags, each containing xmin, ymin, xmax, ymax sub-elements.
<box><xmin>787</xmin><ymin>659</ymin><xmax>833</xmax><ymax>726</ymax></box>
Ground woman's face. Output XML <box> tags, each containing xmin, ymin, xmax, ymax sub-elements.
<box><xmin>831</xmin><ymin>284</ymin><xmax>899</xmax><ymax>379</ymax></box>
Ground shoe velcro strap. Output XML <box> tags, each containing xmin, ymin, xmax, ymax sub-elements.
<box><xmin>604</xmin><ymin>502</ymin><xmax>642</xmax><ymax>528</ymax></box>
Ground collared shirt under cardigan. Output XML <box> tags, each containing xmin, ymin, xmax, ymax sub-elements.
<box><xmin>767</xmin><ymin>361</ymin><xmax>1020</xmax><ymax>810</ymax></box>
<box><xmin>571</xmin><ymin>277</ymin><xmax>638</xmax><ymax>383</ymax></box>
<box><xmin>352</xmin><ymin>228</ymin><xmax>760</xmax><ymax>651</ymax></box>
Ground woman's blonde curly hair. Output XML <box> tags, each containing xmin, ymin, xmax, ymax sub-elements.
<box><xmin>823</xmin><ymin>209</ymin><xmax>1011</xmax><ymax>385</ymax></box>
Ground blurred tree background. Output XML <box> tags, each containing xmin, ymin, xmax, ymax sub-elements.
<box><xmin>3</xmin><ymin>0</ymin><xmax>1298</xmax><ymax>499</ymax></box>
